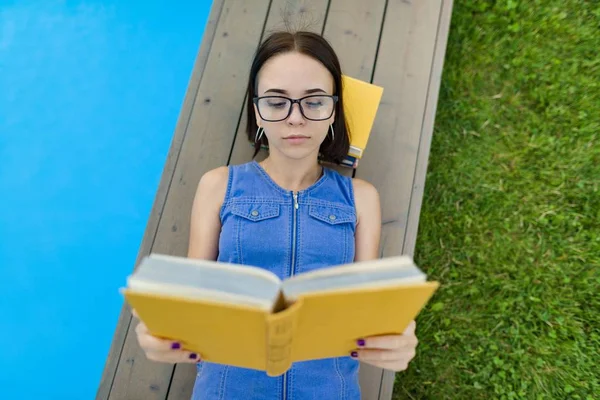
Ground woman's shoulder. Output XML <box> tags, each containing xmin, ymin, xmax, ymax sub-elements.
<box><xmin>350</xmin><ymin>177</ymin><xmax>380</xmax><ymax>219</ymax></box>
<box><xmin>195</xmin><ymin>166</ymin><xmax>230</xmax><ymax>207</ymax></box>
<box><xmin>196</xmin><ymin>161</ymin><xmax>258</xmax><ymax>204</ymax></box>
<box><xmin>351</xmin><ymin>177</ymin><xmax>379</xmax><ymax>199</ymax></box>
<box><xmin>198</xmin><ymin>166</ymin><xmax>229</xmax><ymax>191</ymax></box>
<box><xmin>322</xmin><ymin>166</ymin><xmax>379</xmax><ymax>198</ymax></box>
<box><xmin>197</xmin><ymin>161</ymin><xmax>256</xmax><ymax>189</ymax></box>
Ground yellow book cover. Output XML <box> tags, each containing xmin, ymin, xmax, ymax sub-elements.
<box><xmin>122</xmin><ymin>254</ymin><xmax>438</xmax><ymax>376</ymax></box>
<box><xmin>342</xmin><ymin>75</ymin><xmax>384</xmax><ymax>158</ymax></box>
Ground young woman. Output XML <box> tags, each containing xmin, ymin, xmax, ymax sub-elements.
<box><xmin>134</xmin><ymin>30</ymin><xmax>419</xmax><ymax>399</ymax></box>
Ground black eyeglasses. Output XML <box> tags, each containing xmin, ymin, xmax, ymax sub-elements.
<box><xmin>253</xmin><ymin>95</ymin><xmax>338</xmax><ymax>122</ymax></box>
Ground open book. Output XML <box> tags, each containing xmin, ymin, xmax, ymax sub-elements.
<box><xmin>122</xmin><ymin>254</ymin><xmax>439</xmax><ymax>376</ymax></box>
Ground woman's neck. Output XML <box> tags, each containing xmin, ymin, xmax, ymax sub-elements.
<box><xmin>259</xmin><ymin>153</ymin><xmax>323</xmax><ymax>193</ymax></box>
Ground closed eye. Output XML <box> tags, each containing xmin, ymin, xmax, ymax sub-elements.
<box><xmin>305</xmin><ymin>100</ymin><xmax>324</xmax><ymax>108</ymax></box>
<box><xmin>266</xmin><ymin>100</ymin><xmax>288</xmax><ymax>108</ymax></box>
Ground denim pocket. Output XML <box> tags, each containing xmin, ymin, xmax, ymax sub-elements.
<box><xmin>308</xmin><ymin>204</ymin><xmax>356</xmax><ymax>225</ymax></box>
<box><xmin>299</xmin><ymin>203</ymin><xmax>357</xmax><ymax>272</ymax></box>
<box><xmin>231</xmin><ymin>202</ymin><xmax>280</xmax><ymax>221</ymax></box>
<box><xmin>230</xmin><ymin>202</ymin><xmax>288</xmax><ymax>275</ymax></box>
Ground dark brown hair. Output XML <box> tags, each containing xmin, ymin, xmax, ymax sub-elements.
<box><xmin>245</xmin><ymin>31</ymin><xmax>350</xmax><ymax>164</ymax></box>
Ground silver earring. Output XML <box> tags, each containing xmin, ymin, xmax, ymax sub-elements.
<box><xmin>256</xmin><ymin>127</ymin><xmax>264</xmax><ymax>143</ymax></box>
<box><xmin>329</xmin><ymin>124</ymin><xmax>335</xmax><ymax>141</ymax></box>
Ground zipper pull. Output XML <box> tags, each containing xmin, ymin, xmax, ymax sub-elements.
<box><xmin>293</xmin><ymin>193</ymin><xmax>299</xmax><ymax>210</ymax></box>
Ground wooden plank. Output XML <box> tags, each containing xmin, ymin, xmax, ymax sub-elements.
<box><xmin>95</xmin><ymin>1</ymin><xmax>225</xmax><ymax>399</ymax></box>
<box><xmin>323</xmin><ymin>0</ymin><xmax>385</xmax><ymax>82</ymax></box>
<box><xmin>379</xmin><ymin>7</ymin><xmax>453</xmax><ymax>399</ymax></box>
<box><xmin>403</xmin><ymin>0</ymin><xmax>454</xmax><ymax>256</ymax></box>
<box><xmin>353</xmin><ymin>0</ymin><xmax>446</xmax><ymax>399</ymax></box>
<box><xmin>386</xmin><ymin>3</ymin><xmax>453</xmax><ymax>396</ymax></box>
<box><xmin>106</xmin><ymin>1</ymin><xmax>272</xmax><ymax>399</ymax></box>
<box><xmin>264</xmin><ymin>0</ymin><xmax>329</xmax><ymax>33</ymax></box>
<box><xmin>228</xmin><ymin>0</ymin><xmax>329</xmax><ymax>167</ymax></box>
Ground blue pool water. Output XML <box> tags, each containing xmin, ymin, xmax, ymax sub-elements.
<box><xmin>0</xmin><ymin>1</ymin><xmax>212</xmax><ymax>398</ymax></box>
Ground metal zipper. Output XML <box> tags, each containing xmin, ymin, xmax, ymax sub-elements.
<box><xmin>290</xmin><ymin>192</ymin><xmax>299</xmax><ymax>275</ymax></box>
<box><xmin>283</xmin><ymin>191</ymin><xmax>299</xmax><ymax>400</ymax></box>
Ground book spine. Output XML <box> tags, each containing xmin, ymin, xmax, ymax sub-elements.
<box><xmin>265</xmin><ymin>299</ymin><xmax>303</xmax><ymax>376</ymax></box>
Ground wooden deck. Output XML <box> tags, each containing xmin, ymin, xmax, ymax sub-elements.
<box><xmin>96</xmin><ymin>0</ymin><xmax>453</xmax><ymax>399</ymax></box>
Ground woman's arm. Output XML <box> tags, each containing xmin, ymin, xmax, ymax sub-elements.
<box><xmin>188</xmin><ymin>166</ymin><xmax>229</xmax><ymax>260</ymax></box>
<box><xmin>351</xmin><ymin>178</ymin><xmax>419</xmax><ymax>372</ymax></box>
<box><xmin>353</xmin><ymin>178</ymin><xmax>382</xmax><ymax>261</ymax></box>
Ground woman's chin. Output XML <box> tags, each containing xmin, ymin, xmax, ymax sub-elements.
<box><xmin>273</xmin><ymin>145</ymin><xmax>320</xmax><ymax>161</ymax></box>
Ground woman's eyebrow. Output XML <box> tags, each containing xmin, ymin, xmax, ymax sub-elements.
<box><xmin>263</xmin><ymin>88</ymin><xmax>328</xmax><ymax>95</ymax></box>
<box><xmin>264</xmin><ymin>88</ymin><xmax>288</xmax><ymax>94</ymax></box>
<box><xmin>304</xmin><ymin>88</ymin><xmax>327</xmax><ymax>94</ymax></box>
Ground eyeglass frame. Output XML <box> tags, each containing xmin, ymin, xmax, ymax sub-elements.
<box><xmin>252</xmin><ymin>94</ymin><xmax>339</xmax><ymax>122</ymax></box>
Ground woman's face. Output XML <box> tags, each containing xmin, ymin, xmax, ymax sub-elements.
<box><xmin>254</xmin><ymin>51</ymin><xmax>335</xmax><ymax>161</ymax></box>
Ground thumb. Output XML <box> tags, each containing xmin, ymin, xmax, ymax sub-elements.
<box><xmin>403</xmin><ymin>320</ymin><xmax>416</xmax><ymax>336</ymax></box>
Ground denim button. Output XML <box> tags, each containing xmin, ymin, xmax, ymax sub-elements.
<box><xmin>329</xmin><ymin>214</ymin><xmax>336</xmax><ymax>221</ymax></box>
<box><xmin>251</xmin><ymin>210</ymin><xmax>259</xmax><ymax>216</ymax></box>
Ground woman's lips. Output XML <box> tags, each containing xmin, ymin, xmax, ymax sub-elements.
<box><xmin>283</xmin><ymin>135</ymin><xmax>310</xmax><ymax>145</ymax></box>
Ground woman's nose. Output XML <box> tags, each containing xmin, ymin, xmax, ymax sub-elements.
<box><xmin>287</xmin><ymin>102</ymin><xmax>305</xmax><ymax>124</ymax></box>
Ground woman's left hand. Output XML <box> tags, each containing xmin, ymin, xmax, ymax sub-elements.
<box><xmin>350</xmin><ymin>320</ymin><xmax>418</xmax><ymax>372</ymax></box>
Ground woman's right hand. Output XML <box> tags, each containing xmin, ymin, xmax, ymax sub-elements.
<box><xmin>133</xmin><ymin>309</ymin><xmax>201</xmax><ymax>364</ymax></box>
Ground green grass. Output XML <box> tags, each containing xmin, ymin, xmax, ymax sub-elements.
<box><xmin>393</xmin><ymin>1</ymin><xmax>600</xmax><ymax>399</ymax></box>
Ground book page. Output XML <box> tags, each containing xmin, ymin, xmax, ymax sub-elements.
<box><xmin>281</xmin><ymin>256</ymin><xmax>426</xmax><ymax>300</ymax></box>
<box><xmin>127</xmin><ymin>254</ymin><xmax>282</xmax><ymax>310</ymax></box>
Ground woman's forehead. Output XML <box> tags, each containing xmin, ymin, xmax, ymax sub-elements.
<box><xmin>257</xmin><ymin>52</ymin><xmax>334</xmax><ymax>94</ymax></box>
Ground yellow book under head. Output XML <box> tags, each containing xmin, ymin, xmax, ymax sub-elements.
<box><xmin>341</xmin><ymin>75</ymin><xmax>384</xmax><ymax>158</ymax></box>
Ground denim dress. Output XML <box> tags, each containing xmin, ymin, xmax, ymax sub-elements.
<box><xmin>191</xmin><ymin>160</ymin><xmax>360</xmax><ymax>400</ymax></box>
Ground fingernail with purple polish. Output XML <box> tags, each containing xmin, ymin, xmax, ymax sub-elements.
<box><xmin>357</xmin><ymin>339</ymin><xmax>366</xmax><ymax>347</ymax></box>
<box><xmin>189</xmin><ymin>353</ymin><xmax>198</xmax><ymax>360</ymax></box>
<box><xmin>171</xmin><ymin>342</ymin><xmax>181</xmax><ymax>350</ymax></box>
<box><xmin>350</xmin><ymin>351</ymin><xmax>358</xmax><ymax>358</ymax></box>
